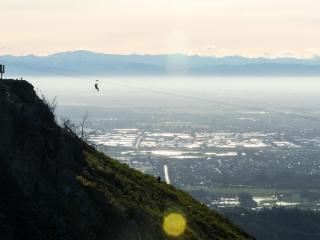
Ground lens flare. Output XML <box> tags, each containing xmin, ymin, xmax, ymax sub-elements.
<box><xmin>163</xmin><ymin>213</ymin><xmax>187</xmax><ymax>237</ymax></box>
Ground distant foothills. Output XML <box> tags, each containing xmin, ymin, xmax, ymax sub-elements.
<box><xmin>1</xmin><ymin>50</ymin><xmax>320</xmax><ymax>76</ymax></box>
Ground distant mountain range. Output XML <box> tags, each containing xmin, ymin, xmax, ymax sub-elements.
<box><xmin>1</xmin><ymin>50</ymin><xmax>320</xmax><ymax>76</ymax></box>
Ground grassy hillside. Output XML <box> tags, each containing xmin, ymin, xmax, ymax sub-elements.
<box><xmin>0</xmin><ymin>79</ymin><xmax>253</xmax><ymax>240</ymax></box>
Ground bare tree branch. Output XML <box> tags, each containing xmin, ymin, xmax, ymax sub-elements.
<box><xmin>60</xmin><ymin>113</ymin><xmax>96</xmax><ymax>143</ymax></box>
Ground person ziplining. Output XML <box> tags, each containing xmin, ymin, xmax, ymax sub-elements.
<box><xmin>94</xmin><ymin>80</ymin><xmax>100</xmax><ymax>91</ymax></box>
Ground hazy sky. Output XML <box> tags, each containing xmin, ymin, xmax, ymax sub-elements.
<box><xmin>1</xmin><ymin>0</ymin><xmax>320</xmax><ymax>57</ymax></box>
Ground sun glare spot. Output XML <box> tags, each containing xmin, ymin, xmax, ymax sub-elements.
<box><xmin>163</xmin><ymin>213</ymin><xmax>187</xmax><ymax>237</ymax></box>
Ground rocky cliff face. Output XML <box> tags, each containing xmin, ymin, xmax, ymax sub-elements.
<box><xmin>0</xmin><ymin>79</ymin><xmax>254</xmax><ymax>240</ymax></box>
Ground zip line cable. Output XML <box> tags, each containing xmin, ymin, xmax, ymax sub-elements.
<box><xmin>3</xmin><ymin>58</ymin><xmax>320</xmax><ymax>123</ymax></box>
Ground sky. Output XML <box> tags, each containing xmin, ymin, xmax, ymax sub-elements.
<box><xmin>1</xmin><ymin>0</ymin><xmax>320</xmax><ymax>57</ymax></box>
